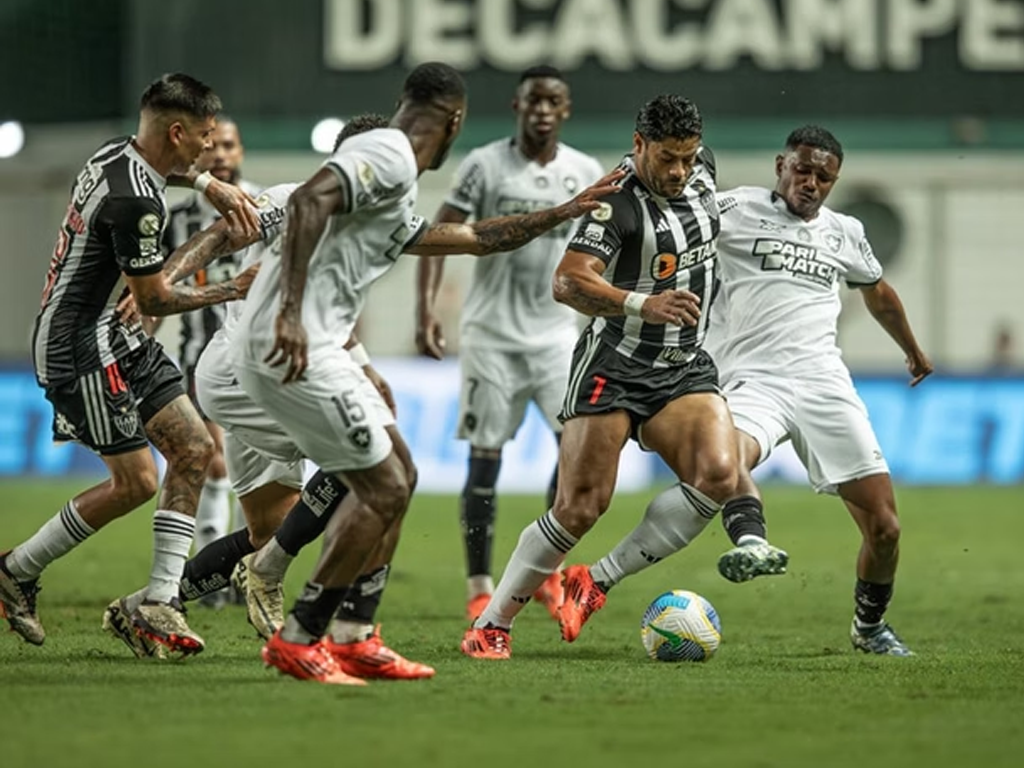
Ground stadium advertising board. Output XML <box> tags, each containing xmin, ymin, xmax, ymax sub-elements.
<box><xmin>2</xmin><ymin>362</ymin><xmax>1023</xmax><ymax>488</ymax></box>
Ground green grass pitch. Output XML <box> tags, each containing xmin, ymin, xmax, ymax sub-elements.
<box><xmin>1</xmin><ymin>481</ymin><xmax>1023</xmax><ymax>768</ymax></box>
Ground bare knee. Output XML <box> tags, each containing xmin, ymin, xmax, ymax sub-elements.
<box><xmin>552</xmin><ymin>485</ymin><xmax>612</xmax><ymax>537</ymax></box>
<box><xmin>867</xmin><ymin>508</ymin><xmax>901</xmax><ymax>552</ymax></box>
<box><xmin>168</xmin><ymin>429</ymin><xmax>215</xmax><ymax>478</ymax></box>
<box><xmin>110</xmin><ymin>466</ymin><xmax>159</xmax><ymax>509</ymax></box>
<box><xmin>692</xmin><ymin>454</ymin><xmax>738</xmax><ymax>505</ymax></box>
<box><xmin>206</xmin><ymin>449</ymin><xmax>227</xmax><ymax>480</ymax></box>
<box><xmin>363</xmin><ymin>473</ymin><xmax>411</xmax><ymax>527</ymax></box>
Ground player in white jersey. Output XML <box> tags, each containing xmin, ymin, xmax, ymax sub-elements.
<box><xmin>416</xmin><ymin>66</ymin><xmax>605</xmax><ymax>622</ymax></box>
<box><xmin>607</xmin><ymin>126</ymin><xmax>932</xmax><ymax>656</ymax></box>
<box><xmin>196</xmin><ymin>66</ymin><xmax>620</xmax><ymax>684</ymax></box>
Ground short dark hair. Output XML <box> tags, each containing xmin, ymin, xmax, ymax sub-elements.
<box><xmin>402</xmin><ymin>62</ymin><xmax>466</xmax><ymax>107</ymax></box>
<box><xmin>140</xmin><ymin>73</ymin><xmax>221</xmax><ymax>118</ymax></box>
<box><xmin>333</xmin><ymin>113</ymin><xmax>390</xmax><ymax>153</ymax></box>
<box><xmin>519</xmin><ymin>65</ymin><xmax>564</xmax><ymax>84</ymax></box>
<box><xmin>635</xmin><ymin>95</ymin><xmax>702</xmax><ymax>143</ymax></box>
<box><xmin>785</xmin><ymin>125</ymin><xmax>844</xmax><ymax>165</ymax></box>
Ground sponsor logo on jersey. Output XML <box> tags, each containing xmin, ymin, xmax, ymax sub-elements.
<box><xmin>54</xmin><ymin>412</ymin><xmax>77</xmax><ymax>438</ymax></box>
<box><xmin>655</xmin><ymin>347</ymin><xmax>696</xmax><ymax>365</ymax></box>
<box><xmin>718</xmin><ymin>196</ymin><xmax>739</xmax><ymax>215</ymax></box>
<box><xmin>759</xmin><ymin>218</ymin><xmax>785</xmax><ymax>233</ymax></box>
<box><xmin>584</xmin><ymin>223</ymin><xmax>605</xmax><ymax>241</ymax></box>
<box><xmin>255</xmin><ymin>193</ymin><xmax>271</xmax><ymax>208</ymax></box>
<box><xmin>825</xmin><ymin>232</ymin><xmax>844</xmax><ymax>253</ymax></box>
<box><xmin>753</xmin><ymin>238</ymin><xmax>837</xmax><ymax>286</ymax></box>
<box><xmin>591</xmin><ymin>202</ymin><xmax>613</xmax><ymax>221</ymax></box>
<box><xmin>129</xmin><ymin>252</ymin><xmax>163</xmax><ymax>270</ymax></box>
<box><xmin>138</xmin><ymin>213</ymin><xmax>161</xmax><ymax>236</ymax></box>
<box><xmin>563</xmin><ymin>176</ymin><xmax>578</xmax><ymax>194</ymax></box>
<box><xmin>649</xmin><ymin>239</ymin><xmax>717</xmax><ymax>280</ymax></box>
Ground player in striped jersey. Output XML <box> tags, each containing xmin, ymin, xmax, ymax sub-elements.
<box><xmin>416</xmin><ymin>66</ymin><xmax>605</xmax><ymax>623</ymax></box>
<box><xmin>635</xmin><ymin>127</ymin><xmax>931</xmax><ymax>656</ymax></box>
<box><xmin>0</xmin><ymin>74</ymin><xmax>258</xmax><ymax>655</ymax></box>
<box><xmin>159</xmin><ymin>118</ymin><xmax>261</xmax><ymax>593</ymax></box>
<box><xmin>462</xmin><ymin>95</ymin><xmax>750</xmax><ymax>658</ymax></box>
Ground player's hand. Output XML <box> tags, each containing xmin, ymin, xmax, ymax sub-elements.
<box><xmin>560</xmin><ymin>168</ymin><xmax>627</xmax><ymax>218</ymax></box>
<box><xmin>415</xmin><ymin>310</ymin><xmax>446</xmax><ymax>360</ymax></box>
<box><xmin>115</xmin><ymin>291</ymin><xmax>140</xmax><ymax>326</ymax></box>
<box><xmin>363</xmin><ymin>364</ymin><xmax>397</xmax><ymax>417</ymax></box>
<box><xmin>231</xmin><ymin>263</ymin><xmax>261</xmax><ymax>300</ymax></box>
<box><xmin>907</xmin><ymin>350</ymin><xmax>933</xmax><ymax>387</ymax></box>
<box><xmin>204</xmin><ymin>178</ymin><xmax>260</xmax><ymax>236</ymax></box>
<box><xmin>222</xmin><ymin>209</ymin><xmax>260</xmax><ymax>251</ymax></box>
<box><xmin>640</xmin><ymin>290</ymin><xmax>701</xmax><ymax>326</ymax></box>
<box><xmin>264</xmin><ymin>310</ymin><xmax>308</xmax><ymax>384</ymax></box>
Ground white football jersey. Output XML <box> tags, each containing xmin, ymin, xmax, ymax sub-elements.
<box><xmin>704</xmin><ymin>186</ymin><xmax>883</xmax><ymax>376</ymax></box>
<box><xmin>445</xmin><ymin>139</ymin><xmax>604</xmax><ymax>350</ymax></box>
<box><xmin>219</xmin><ymin>182</ymin><xmax>297</xmax><ymax>339</ymax></box>
<box><xmin>238</xmin><ymin>129</ymin><xmax>426</xmax><ymax>359</ymax></box>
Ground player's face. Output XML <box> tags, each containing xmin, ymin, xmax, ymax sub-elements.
<box><xmin>775</xmin><ymin>145</ymin><xmax>841</xmax><ymax>220</ymax></box>
<box><xmin>198</xmin><ymin>121</ymin><xmax>244</xmax><ymax>184</ymax></box>
<box><xmin>513</xmin><ymin>78</ymin><xmax>571</xmax><ymax>145</ymax></box>
<box><xmin>430</xmin><ymin>99</ymin><xmax>466</xmax><ymax>171</ymax></box>
<box><xmin>633</xmin><ymin>133</ymin><xmax>702</xmax><ymax>198</ymax></box>
<box><xmin>169</xmin><ymin>115</ymin><xmax>216</xmax><ymax>175</ymax></box>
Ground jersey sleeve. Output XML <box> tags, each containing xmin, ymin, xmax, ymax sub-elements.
<box><xmin>443</xmin><ymin>150</ymin><xmax>486</xmax><ymax>216</ymax></box>
<box><xmin>101</xmin><ymin>196</ymin><xmax>166</xmax><ymax>276</ymax></box>
<box><xmin>252</xmin><ymin>183</ymin><xmax>297</xmax><ymax>244</ymax></box>
<box><xmin>698</xmin><ymin>145</ymin><xmax>717</xmax><ymax>183</ymax></box>
<box><xmin>566</xmin><ymin>191</ymin><xmax>637</xmax><ymax>265</ymax></box>
<box><xmin>845</xmin><ymin>220</ymin><xmax>884</xmax><ymax>287</ymax></box>
<box><xmin>323</xmin><ymin>132</ymin><xmax>414</xmax><ymax>216</ymax></box>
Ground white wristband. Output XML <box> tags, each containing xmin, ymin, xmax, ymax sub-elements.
<box><xmin>349</xmin><ymin>342</ymin><xmax>371</xmax><ymax>367</ymax></box>
<box><xmin>623</xmin><ymin>291</ymin><xmax>648</xmax><ymax>317</ymax></box>
<box><xmin>194</xmin><ymin>171</ymin><xmax>215</xmax><ymax>195</ymax></box>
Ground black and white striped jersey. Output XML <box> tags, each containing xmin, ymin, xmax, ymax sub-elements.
<box><xmin>566</xmin><ymin>148</ymin><xmax>720</xmax><ymax>368</ymax></box>
<box><xmin>162</xmin><ymin>179</ymin><xmax>261</xmax><ymax>370</ymax></box>
<box><xmin>33</xmin><ymin>137</ymin><xmax>167</xmax><ymax>386</ymax></box>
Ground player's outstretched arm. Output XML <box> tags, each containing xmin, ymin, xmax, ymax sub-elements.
<box><xmin>415</xmin><ymin>204</ymin><xmax>468</xmax><ymax>359</ymax></box>
<box><xmin>265</xmin><ymin>167</ymin><xmax>350</xmax><ymax>383</ymax></box>
<box><xmin>124</xmin><ymin>265</ymin><xmax>256</xmax><ymax>318</ymax></box>
<box><xmin>169</xmin><ymin>169</ymin><xmax>260</xmax><ymax>233</ymax></box>
<box><xmin>405</xmin><ymin>169</ymin><xmax>625</xmax><ymax>257</ymax></box>
<box><xmin>860</xmin><ymin>279</ymin><xmax>933</xmax><ymax>386</ymax></box>
<box><xmin>552</xmin><ymin>250</ymin><xmax>700</xmax><ymax>326</ymax></box>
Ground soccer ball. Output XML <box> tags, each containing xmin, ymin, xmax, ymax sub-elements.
<box><xmin>640</xmin><ymin>590</ymin><xmax>722</xmax><ymax>662</ymax></box>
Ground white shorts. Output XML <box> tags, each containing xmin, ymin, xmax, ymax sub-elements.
<box><xmin>722</xmin><ymin>369</ymin><xmax>889</xmax><ymax>495</ymax></box>
<box><xmin>457</xmin><ymin>341</ymin><xmax>572</xmax><ymax>450</ymax></box>
<box><xmin>194</xmin><ymin>333</ymin><xmax>305</xmax><ymax>497</ymax></box>
<box><xmin>235</xmin><ymin>346</ymin><xmax>394</xmax><ymax>475</ymax></box>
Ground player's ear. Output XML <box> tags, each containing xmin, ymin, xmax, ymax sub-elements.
<box><xmin>168</xmin><ymin>121</ymin><xmax>184</xmax><ymax>147</ymax></box>
<box><xmin>775</xmin><ymin>153</ymin><xmax>785</xmax><ymax>178</ymax></box>
<box><xmin>632</xmin><ymin>131</ymin><xmax>644</xmax><ymax>156</ymax></box>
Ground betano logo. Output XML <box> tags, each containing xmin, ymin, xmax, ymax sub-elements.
<box><xmin>649</xmin><ymin>240</ymin><xmax>717</xmax><ymax>281</ymax></box>
<box><xmin>753</xmin><ymin>238</ymin><xmax>837</xmax><ymax>286</ymax></box>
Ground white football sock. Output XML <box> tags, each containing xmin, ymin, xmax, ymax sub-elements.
<box><xmin>6</xmin><ymin>500</ymin><xmax>95</xmax><ymax>581</ymax></box>
<box><xmin>123</xmin><ymin>587</ymin><xmax>147</xmax><ymax>614</ymax></box>
<box><xmin>147</xmin><ymin>510</ymin><xmax>195</xmax><ymax>603</ymax></box>
<box><xmin>475</xmin><ymin>510</ymin><xmax>577</xmax><ymax>630</ymax></box>
<box><xmin>252</xmin><ymin>537</ymin><xmax>293</xmax><ymax>582</ymax></box>
<box><xmin>192</xmin><ymin>477</ymin><xmax>231</xmax><ymax>555</ymax></box>
<box><xmin>467</xmin><ymin>574</ymin><xmax>494</xmax><ymax>600</ymax></box>
<box><xmin>590</xmin><ymin>483</ymin><xmax>721</xmax><ymax>588</ymax></box>
<box><xmin>329</xmin><ymin>620</ymin><xmax>374</xmax><ymax>644</ymax></box>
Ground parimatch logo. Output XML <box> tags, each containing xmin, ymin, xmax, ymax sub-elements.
<box><xmin>752</xmin><ymin>238</ymin><xmax>837</xmax><ymax>287</ymax></box>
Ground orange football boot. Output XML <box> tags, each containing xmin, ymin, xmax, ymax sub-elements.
<box><xmin>532</xmin><ymin>571</ymin><xmax>564</xmax><ymax>621</ymax></box>
<box><xmin>261</xmin><ymin>631</ymin><xmax>367</xmax><ymax>685</ymax></box>
<box><xmin>460</xmin><ymin>625</ymin><xmax>511</xmax><ymax>660</ymax></box>
<box><xmin>558</xmin><ymin>565</ymin><xmax>607</xmax><ymax>642</ymax></box>
<box><xmin>325</xmin><ymin>625</ymin><xmax>435</xmax><ymax>680</ymax></box>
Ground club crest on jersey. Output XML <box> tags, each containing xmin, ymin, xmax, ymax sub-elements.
<box><xmin>825</xmin><ymin>232</ymin><xmax>844</xmax><ymax>253</ymax></box>
<box><xmin>563</xmin><ymin>176</ymin><xmax>578</xmax><ymax>194</ymax></box>
<box><xmin>349</xmin><ymin>426</ymin><xmax>372</xmax><ymax>451</ymax></box>
<box><xmin>753</xmin><ymin>238</ymin><xmax>837</xmax><ymax>287</ymax></box>
<box><xmin>138</xmin><ymin>213</ymin><xmax>161</xmax><ymax>236</ymax></box>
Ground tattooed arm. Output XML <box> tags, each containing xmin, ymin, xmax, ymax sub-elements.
<box><xmin>162</xmin><ymin>211</ymin><xmax>260</xmax><ymax>284</ymax></box>
<box><xmin>553</xmin><ymin>250</ymin><xmax>701</xmax><ymax>326</ymax></box>
<box><xmin>405</xmin><ymin>168</ymin><xmax>624</xmax><ymax>257</ymax></box>
<box><xmin>124</xmin><ymin>265</ymin><xmax>257</xmax><ymax>317</ymax></box>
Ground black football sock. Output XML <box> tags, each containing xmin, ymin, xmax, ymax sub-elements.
<box><xmin>721</xmin><ymin>495</ymin><xmax>767</xmax><ymax>545</ymax></box>
<box><xmin>285</xmin><ymin>582</ymin><xmax>349</xmax><ymax>643</ymax></box>
<box><xmin>179</xmin><ymin>528</ymin><xmax>254</xmax><ymax>601</ymax></box>
<box><xmin>275</xmin><ymin>471</ymin><xmax>349</xmax><ymax>556</ymax></box>
<box><xmin>460</xmin><ymin>454</ymin><xmax>501</xmax><ymax>577</ymax></box>
<box><xmin>335</xmin><ymin>565</ymin><xmax>390</xmax><ymax>626</ymax></box>
<box><xmin>854</xmin><ymin>579</ymin><xmax>894</xmax><ymax>627</ymax></box>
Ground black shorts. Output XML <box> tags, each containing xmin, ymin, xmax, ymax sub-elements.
<box><xmin>43</xmin><ymin>338</ymin><xmax>186</xmax><ymax>456</ymax></box>
<box><xmin>559</xmin><ymin>330</ymin><xmax>720</xmax><ymax>438</ymax></box>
